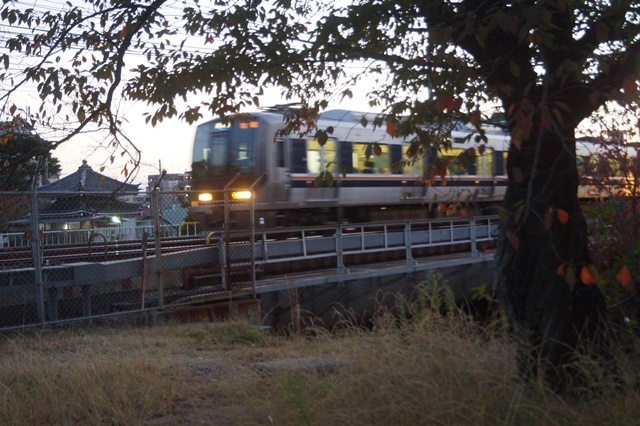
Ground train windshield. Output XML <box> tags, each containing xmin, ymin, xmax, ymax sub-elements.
<box><xmin>192</xmin><ymin>121</ymin><xmax>256</xmax><ymax>175</ymax></box>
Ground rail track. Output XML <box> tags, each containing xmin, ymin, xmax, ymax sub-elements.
<box><xmin>0</xmin><ymin>236</ymin><xmax>210</xmax><ymax>270</ymax></box>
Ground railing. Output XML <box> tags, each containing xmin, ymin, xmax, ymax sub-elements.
<box><xmin>254</xmin><ymin>216</ymin><xmax>499</xmax><ymax>271</ymax></box>
<box><xmin>1</xmin><ymin>222</ymin><xmax>200</xmax><ymax>248</ymax></box>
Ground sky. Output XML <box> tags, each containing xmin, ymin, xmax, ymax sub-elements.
<box><xmin>51</xmin><ymin>103</ymin><xmax>197</xmax><ymax>185</ymax></box>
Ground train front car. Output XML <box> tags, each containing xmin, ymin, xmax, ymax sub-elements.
<box><xmin>188</xmin><ymin>113</ymin><xmax>282</xmax><ymax>229</ymax></box>
<box><xmin>188</xmin><ymin>108</ymin><xmax>514</xmax><ymax>231</ymax></box>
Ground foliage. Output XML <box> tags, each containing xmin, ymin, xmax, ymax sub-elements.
<box><xmin>0</xmin><ymin>123</ymin><xmax>61</xmax><ymax>190</ymax></box>
<box><xmin>0</xmin><ymin>193</ymin><xmax>28</xmax><ymax>231</ymax></box>
<box><xmin>0</xmin><ymin>1</ymin><xmax>636</xmax><ymax>165</ymax></box>
<box><xmin>580</xmin><ymin>130</ymin><xmax>640</xmax><ymax>329</ymax></box>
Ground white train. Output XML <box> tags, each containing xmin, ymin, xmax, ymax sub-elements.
<box><xmin>188</xmin><ymin>108</ymin><xmax>605</xmax><ymax>228</ymax></box>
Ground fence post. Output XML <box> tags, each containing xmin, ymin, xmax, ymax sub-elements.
<box><xmin>471</xmin><ymin>218</ymin><xmax>479</xmax><ymax>257</ymax></box>
<box><xmin>141</xmin><ymin>231</ymin><xmax>149</xmax><ymax>310</ymax></box>
<box><xmin>250</xmin><ymin>191</ymin><xmax>257</xmax><ymax>294</ymax></box>
<box><xmin>30</xmin><ymin>157</ymin><xmax>46</xmax><ymax>328</ymax></box>
<box><xmin>405</xmin><ymin>222</ymin><xmax>415</xmax><ymax>266</ymax></box>
<box><xmin>223</xmin><ymin>189</ymin><xmax>231</xmax><ymax>292</ymax></box>
<box><xmin>248</xmin><ymin>175</ymin><xmax>265</xmax><ymax>296</ymax></box>
<box><xmin>151</xmin><ymin>189</ymin><xmax>164</xmax><ymax>308</ymax></box>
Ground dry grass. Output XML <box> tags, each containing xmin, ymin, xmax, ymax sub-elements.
<box><xmin>0</xmin><ymin>291</ymin><xmax>638</xmax><ymax>425</ymax></box>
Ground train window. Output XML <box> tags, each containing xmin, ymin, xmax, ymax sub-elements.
<box><xmin>230</xmin><ymin>129</ymin><xmax>255</xmax><ymax>171</ymax></box>
<box><xmin>352</xmin><ymin>143</ymin><xmax>390</xmax><ymax>173</ymax></box>
<box><xmin>581</xmin><ymin>155</ymin><xmax>625</xmax><ymax>178</ymax></box>
<box><xmin>440</xmin><ymin>147</ymin><xmax>495</xmax><ymax>176</ymax></box>
<box><xmin>292</xmin><ymin>139</ymin><xmax>307</xmax><ymax>173</ymax></box>
<box><xmin>401</xmin><ymin>146</ymin><xmax>424</xmax><ymax>174</ymax></box>
<box><xmin>441</xmin><ymin>148</ymin><xmax>469</xmax><ymax>175</ymax></box>
<box><xmin>307</xmin><ymin>139</ymin><xmax>336</xmax><ymax>173</ymax></box>
<box><xmin>192</xmin><ymin>123</ymin><xmax>220</xmax><ymax>164</ymax></box>
<box><xmin>577</xmin><ymin>156</ymin><xmax>591</xmax><ymax>175</ymax></box>
<box><xmin>209</xmin><ymin>135</ymin><xmax>228</xmax><ymax>167</ymax></box>
<box><xmin>492</xmin><ymin>151</ymin><xmax>506</xmax><ymax>176</ymax></box>
<box><xmin>476</xmin><ymin>147</ymin><xmax>494</xmax><ymax>176</ymax></box>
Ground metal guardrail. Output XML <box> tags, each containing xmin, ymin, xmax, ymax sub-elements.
<box><xmin>254</xmin><ymin>216</ymin><xmax>499</xmax><ymax>272</ymax></box>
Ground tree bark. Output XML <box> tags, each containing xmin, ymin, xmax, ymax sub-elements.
<box><xmin>494</xmin><ymin>124</ymin><xmax>607</xmax><ymax>390</ymax></box>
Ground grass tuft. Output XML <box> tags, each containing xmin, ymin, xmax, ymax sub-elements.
<box><xmin>0</xmin><ymin>288</ymin><xmax>638</xmax><ymax>425</ymax></box>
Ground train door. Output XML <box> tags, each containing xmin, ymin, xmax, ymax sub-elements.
<box><xmin>272</xmin><ymin>137</ymin><xmax>291</xmax><ymax>202</ymax></box>
<box><xmin>397</xmin><ymin>144</ymin><xmax>424</xmax><ymax>200</ymax></box>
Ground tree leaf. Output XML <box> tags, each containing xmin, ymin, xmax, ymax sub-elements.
<box><xmin>324</xmin><ymin>170</ymin><xmax>334</xmax><ymax>187</ymax></box>
<box><xmin>316</xmin><ymin>130</ymin><xmax>328</xmax><ymax>146</ymax></box>
<box><xmin>340</xmin><ymin>164</ymin><xmax>347</xmax><ymax>178</ymax></box>
<box><xmin>386</xmin><ymin>120</ymin><xmax>396</xmax><ymax>137</ymax></box>
<box><xmin>616</xmin><ymin>265</ymin><xmax>632</xmax><ymax>290</ymax></box>
<box><xmin>557</xmin><ymin>208</ymin><xmax>569</xmax><ymax>224</ymax></box>
<box><xmin>564</xmin><ymin>266</ymin><xmax>576</xmax><ymax>287</ymax></box>
<box><xmin>580</xmin><ymin>265</ymin><xmax>597</xmax><ymax>286</ymax></box>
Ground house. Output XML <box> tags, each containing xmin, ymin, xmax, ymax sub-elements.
<box><xmin>7</xmin><ymin>160</ymin><xmax>143</xmax><ymax>241</ymax></box>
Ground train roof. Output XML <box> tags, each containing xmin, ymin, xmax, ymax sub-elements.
<box><xmin>576</xmin><ymin>138</ymin><xmax>639</xmax><ymax>156</ymax></box>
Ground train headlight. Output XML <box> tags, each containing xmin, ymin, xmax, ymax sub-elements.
<box><xmin>198</xmin><ymin>193</ymin><xmax>213</xmax><ymax>202</ymax></box>
<box><xmin>231</xmin><ymin>190</ymin><xmax>252</xmax><ymax>200</ymax></box>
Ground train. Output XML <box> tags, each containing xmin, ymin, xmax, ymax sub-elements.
<box><xmin>187</xmin><ymin>107</ymin><xmax>610</xmax><ymax>229</ymax></box>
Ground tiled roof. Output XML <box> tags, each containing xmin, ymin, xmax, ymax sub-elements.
<box><xmin>39</xmin><ymin>195</ymin><xmax>143</xmax><ymax>218</ymax></box>
<box><xmin>38</xmin><ymin>160</ymin><xmax>139</xmax><ymax>193</ymax></box>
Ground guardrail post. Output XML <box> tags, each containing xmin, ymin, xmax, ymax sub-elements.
<box><xmin>259</xmin><ymin>218</ymin><xmax>268</xmax><ymax>262</ymax></box>
<box><xmin>471</xmin><ymin>218</ymin><xmax>478</xmax><ymax>257</ymax></box>
<box><xmin>336</xmin><ymin>225</ymin><xmax>346</xmax><ymax>274</ymax></box>
<box><xmin>405</xmin><ymin>222</ymin><xmax>415</xmax><ymax>266</ymax></box>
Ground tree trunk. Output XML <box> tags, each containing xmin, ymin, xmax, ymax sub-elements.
<box><xmin>494</xmin><ymin>125</ymin><xmax>607</xmax><ymax>390</ymax></box>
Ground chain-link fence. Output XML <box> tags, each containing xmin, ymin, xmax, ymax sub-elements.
<box><xmin>0</xmin><ymin>189</ymin><xmax>256</xmax><ymax>331</ymax></box>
